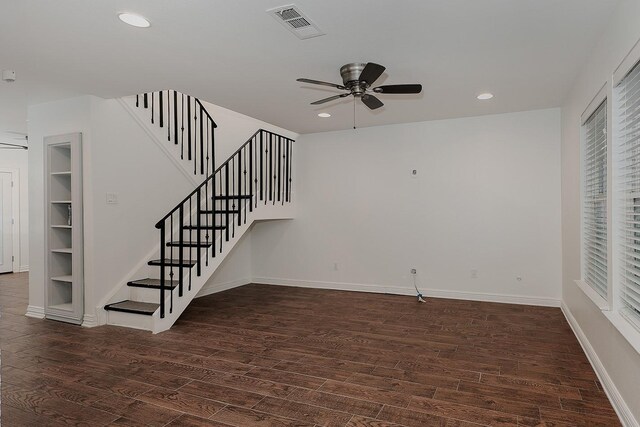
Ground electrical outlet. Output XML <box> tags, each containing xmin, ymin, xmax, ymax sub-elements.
<box><xmin>410</xmin><ymin>268</ymin><xmax>417</xmax><ymax>275</ymax></box>
<box><xmin>106</xmin><ymin>192</ymin><xmax>118</xmax><ymax>204</ymax></box>
<box><xmin>470</xmin><ymin>269</ymin><xmax>478</xmax><ymax>279</ymax></box>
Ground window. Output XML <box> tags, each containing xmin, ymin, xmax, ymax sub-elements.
<box><xmin>583</xmin><ymin>100</ymin><xmax>608</xmax><ymax>299</ymax></box>
<box><xmin>616</xmin><ymin>60</ymin><xmax>640</xmax><ymax>325</ymax></box>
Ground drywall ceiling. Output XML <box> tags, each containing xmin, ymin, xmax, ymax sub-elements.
<box><xmin>0</xmin><ymin>0</ymin><xmax>620</xmax><ymax>135</ymax></box>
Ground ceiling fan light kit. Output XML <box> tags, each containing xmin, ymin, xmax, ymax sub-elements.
<box><xmin>297</xmin><ymin>62</ymin><xmax>422</xmax><ymax>112</ymax></box>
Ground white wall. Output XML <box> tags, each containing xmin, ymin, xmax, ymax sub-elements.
<box><xmin>28</xmin><ymin>94</ymin><xmax>296</xmax><ymax>321</ymax></box>
<box><xmin>252</xmin><ymin>108</ymin><xmax>562</xmax><ymax>305</ymax></box>
<box><xmin>0</xmin><ymin>148</ymin><xmax>28</xmax><ymax>271</ymax></box>
<box><xmin>561</xmin><ymin>0</ymin><xmax>640</xmax><ymax>423</ymax></box>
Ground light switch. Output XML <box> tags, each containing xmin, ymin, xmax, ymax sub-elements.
<box><xmin>106</xmin><ymin>192</ymin><xmax>118</xmax><ymax>204</ymax></box>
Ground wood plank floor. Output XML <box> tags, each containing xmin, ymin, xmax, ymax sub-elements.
<box><xmin>0</xmin><ymin>272</ymin><xmax>621</xmax><ymax>426</ymax></box>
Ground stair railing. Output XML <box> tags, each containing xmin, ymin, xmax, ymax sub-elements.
<box><xmin>136</xmin><ymin>91</ymin><xmax>217</xmax><ymax>176</ymax></box>
<box><xmin>155</xmin><ymin>128</ymin><xmax>294</xmax><ymax>318</ymax></box>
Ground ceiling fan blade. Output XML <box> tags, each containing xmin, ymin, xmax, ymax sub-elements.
<box><xmin>361</xmin><ymin>94</ymin><xmax>384</xmax><ymax>110</ymax></box>
<box><xmin>311</xmin><ymin>93</ymin><xmax>350</xmax><ymax>105</ymax></box>
<box><xmin>373</xmin><ymin>84</ymin><xmax>422</xmax><ymax>94</ymax></box>
<box><xmin>297</xmin><ymin>78</ymin><xmax>346</xmax><ymax>90</ymax></box>
<box><xmin>0</xmin><ymin>142</ymin><xmax>28</xmax><ymax>150</ymax></box>
<box><xmin>359</xmin><ymin>63</ymin><xmax>386</xmax><ymax>86</ymax></box>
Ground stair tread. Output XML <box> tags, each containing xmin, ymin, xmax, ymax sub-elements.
<box><xmin>127</xmin><ymin>278</ymin><xmax>177</xmax><ymax>289</ymax></box>
<box><xmin>183</xmin><ymin>225</ymin><xmax>226</xmax><ymax>230</ymax></box>
<box><xmin>104</xmin><ymin>300</ymin><xmax>159</xmax><ymax>315</ymax></box>
<box><xmin>214</xmin><ymin>195</ymin><xmax>251</xmax><ymax>200</ymax></box>
<box><xmin>167</xmin><ymin>241</ymin><xmax>212</xmax><ymax>247</ymax></box>
<box><xmin>200</xmin><ymin>210</ymin><xmax>240</xmax><ymax>214</ymax></box>
<box><xmin>148</xmin><ymin>259</ymin><xmax>198</xmax><ymax>267</ymax></box>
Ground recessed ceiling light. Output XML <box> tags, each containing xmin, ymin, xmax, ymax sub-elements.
<box><xmin>118</xmin><ymin>13</ymin><xmax>150</xmax><ymax>28</ymax></box>
<box><xmin>318</xmin><ymin>113</ymin><xmax>331</xmax><ymax>118</ymax></box>
<box><xmin>477</xmin><ymin>93</ymin><xmax>494</xmax><ymax>100</ymax></box>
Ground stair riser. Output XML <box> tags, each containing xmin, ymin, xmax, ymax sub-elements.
<box><xmin>107</xmin><ymin>310</ymin><xmax>154</xmax><ymax>331</ymax></box>
<box><xmin>129</xmin><ymin>287</ymin><xmax>162</xmax><ymax>303</ymax></box>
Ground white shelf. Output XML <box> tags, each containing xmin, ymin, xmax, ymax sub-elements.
<box><xmin>51</xmin><ymin>248</ymin><xmax>72</xmax><ymax>254</ymax></box>
<box><xmin>48</xmin><ymin>302</ymin><xmax>73</xmax><ymax>311</ymax></box>
<box><xmin>45</xmin><ymin>133</ymin><xmax>83</xmax><ymax>325</ymax></box>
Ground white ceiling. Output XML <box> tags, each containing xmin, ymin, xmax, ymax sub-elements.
<box><xmin>0</xmin><ymin>0</ymin><xmax>620</xmax><ymax>136</ymax></box>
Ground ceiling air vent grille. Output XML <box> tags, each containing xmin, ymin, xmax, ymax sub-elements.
<box><xmin>267</xmin><ymin>5</ymin><xmax>324</xmax><ymax>40</ymax></box>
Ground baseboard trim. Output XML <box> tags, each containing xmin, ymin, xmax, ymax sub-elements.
<box><xmin>252</xmin><ymin>277</ymin><xmax>561</xmax><ymax>307</ymax></box>
<box><xmin>18</xmin><ymin>265</ymin><xmax>29</xmax><ymax>273</ymax></box>
<box><xmin>196</xmin><ymin>278</ymin><xmax>252</xmax><ymax>298</ymax></box>
<box><xmin>25</xmin><ymin>305</ymin><xmax>45</xmax><ymax>319</ymax></box>
<box><xmin>82</xmin><ymin>314</ymin><xmax>99</xmax><ymax>328</ymax></box>
<box><xmin>561</xmin><ymin>302</ymin><xmax>638</xmax><ymax>427</ymax></box>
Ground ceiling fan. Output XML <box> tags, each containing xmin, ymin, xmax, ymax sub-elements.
<box><xmin>297</xmin><ymin>62</ymin><xmax>422</xmax><ymax>110</ymax></box>
<box><xmin>0</xmin><ymin>131</ymin><xmax>28</xmax><ymax>150</ymax></box>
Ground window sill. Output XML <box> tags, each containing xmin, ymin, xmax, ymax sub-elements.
<box><xmin>574</xmin><ymin>279</ymin><xmax>610</xmax><ymax>310</ymax></box>
<box><xmin>602</xmin><ymin>310</ymin><xmax>640</xmax><ymax>355</ymax></box>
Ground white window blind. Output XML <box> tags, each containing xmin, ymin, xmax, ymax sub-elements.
<box><xmin>583</xmin><ymin>100</ymin><xmax>608</xmax><ymax>299</ymax></box>
<box><xmin>616</xmin><ymin>60</ymin><xmax>640</xmax><ymax>324</ymax></box>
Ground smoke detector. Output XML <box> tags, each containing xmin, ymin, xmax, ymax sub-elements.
<box><xmin>2</xmin><ymin>70</ymin><xmax>16</xmax><ymax>83</ymax></box>
<box><xmin>267</xmin><ymin>5</ymin><xmax>324</xmax><ymax>40</ymax></box>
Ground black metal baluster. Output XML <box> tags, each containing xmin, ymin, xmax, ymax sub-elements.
<box><xmin>206</xmin><ymin>121</ymin><xmax>211</xmax><ymax>261</ymax></box>
<box><xmin>260</xmin><ymin>131</ymin><xmax>264</xmax><ymax>202</ymax></box>
<box><xmin>189</xmin><ymin>196</ymin><xmax>192</xmax><ymax>291</ymax></box>
<box><xmin>270</xmin><ymin>133</ymin><xmax>274</xmax><ymax>204</ymax></box>
<box><xmin>144</xmin><ymin>93</ymin><xmax>148</xmax><ymax>108</ymax></box>
<box><xmin>167</xmin><ymin>91</ymin><xmax>170</xmax><ymax>141</ymax></box>
<box><xmin>193</xmin><ymin>102</ymin><xmax>198</xmax><ymax>175</ymax></box>
<box><xmin>159</xmin><ymin>223</ymin><xmax>165</xmax><ymax>318</ymax></box>
<box><xmin>225</xmin><ymin>165</ymin><xmax>230</xmax><ymax>241</ymax></box>
<box><xmin>136</xmin><ymin>94</ymin><xmax>139</xmax><ymax>107</ymax></box>
<box><xmin>181</xmin><ymin>94</ymin><xmax>185</xmax><ymax>159</ymax></box>
<box><xmin>237</xmin><ymin>150</ymin><xmax>242</xmax><ymax>227</ymax></box>
<box><xmin>173</xmin><ymin>91</ymin><xmax>178</xmax><ymax>144</ymax></box>
<box><xmin>289</xmin><ymin>140</ymin><xmax>293</xmax><ymax>201</ymax></box>
<box><xmin>187</xmin><ymin>95</ymin><xmax>192</xmax><ymax>161</ymax></box>
<box><xmin>159</xmin><ymin>91</ymin><xmax>164</xmax><ymax>128</ymax></box>
<box><xmin>285</xmin><ymin>139</ymin><xmax>290</xmax><ymax>202</ymax></box>
<box><xmin>249</xmin><ymin>138</ymin><xmax>253</xmax><ymax>212</ymax></box>
<box><xmin>243</xmin><ymin>146</ymin><xmax>247</xmax><ymax>223</ymax></box>
<box><xmin>169</xmin><ymin>212</ymin><xmax>173</xmax><ymax>314</ymax></box>
<box><xmin>278</xmin><ymin>136</ymin><xmax>282</xmax><ymax>204</ymax></box>
<box><xmin>232</xmin><ymin>157</ymin><xmax>236</xmax><ymax>238</ymax></box>
<box><xmin>151</xmin><ymin>92</ymin><xmax>155</xmax><ymax>124</ymax></box>
<box><xmin>200</xmin><ymin>107</ymin><xmax>204</xmax><ymax>175</ymax></box>
<box><xmin>179</xmin><ymin>205</ymin><xmax>184</xmax><ymax>297</ymax></box>
<box><xmin>196</xmin><ymin>190</ymin><xmax>201</xmax><ymax>277</ymax></box>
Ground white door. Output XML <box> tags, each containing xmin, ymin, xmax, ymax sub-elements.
<box><xmin>0</xmin><ymin>172</ymin><xmax>13</xmax><ymax>273</ymax></box>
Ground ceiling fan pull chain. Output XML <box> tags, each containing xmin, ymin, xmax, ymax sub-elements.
<box><xmin>353</xmin><ymin>97</ymin><xmax>356</xmax><ymax>130</ymax></box>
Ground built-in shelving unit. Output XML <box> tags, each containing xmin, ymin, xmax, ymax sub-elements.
<box><xmin>44</xmin><ymin>133</ymin><xmax>83</xmax><ymax>324</ymax></box>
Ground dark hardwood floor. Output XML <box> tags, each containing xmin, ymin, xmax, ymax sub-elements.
<box><xmin>0</xmin><ymin>272</ymin><xmax>621</xmax><ymax>426</ymax></box>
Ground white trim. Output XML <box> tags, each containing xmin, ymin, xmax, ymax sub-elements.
<box><xmin>18</xmin><ymin>265</ymin><xmax>28</xmax><ymax>272</ymax></box>
<box><xmin>81</xmin><ymin>313</ymin><xmax>98</xmax><ymax>328</ymax></box>
<box><xmin>581</xmin><ymin>83</ymin><xmax>607</xmax><ymax>124</ymax></box>
<box><xmin>253</xmin><ymin>277</ymin><xmax>561</xmax><ymax>307</ymax></box>
<box><xmin>561</xmin><ymin>302</ymin><xmax>639</xmax><ymax>427</ymax></box>
<box><xmin>614</xmin><ymin>36</ymin><xmax>640</xmax><ymax>87</ymax></box>
<box><xmin>117</xmin><ymin>98</ymin><xmax>199</xmax><ymax>187</ymax></box>
<box><xmin>574</xmin><ymin>279</ymin><xmax>610</xmax><ymax>310</ymax></box>
<box><xmin>0</xmin><ymin>168</ymin><xmax>21</xmax><ymax>273</ymax></box>
<box><xmin>196</xmin><ymin>277</ymin><xmax>252</xmax><ymax>298</ymax></box>
<box><xmin>25</xmin><ymin>305</ymin><xmax>45</xmax><ymax>319</ymax></box>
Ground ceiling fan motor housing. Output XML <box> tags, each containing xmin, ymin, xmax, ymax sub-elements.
<box><xmin>340</xmin><ymin>63</ymin><xmax>368</xmax><ymax>95</ymax></box>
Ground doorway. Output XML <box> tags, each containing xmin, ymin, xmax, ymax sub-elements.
<box><xmin>0</xmin><ymin>171</ymin><xmax>14</xmax><ymax>273</ymax></box>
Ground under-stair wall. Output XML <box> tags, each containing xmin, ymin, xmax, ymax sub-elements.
<box><xmin>28</xmin><ymin>94</ymin><xmax>297</xmax><ymax>326</ymax></box>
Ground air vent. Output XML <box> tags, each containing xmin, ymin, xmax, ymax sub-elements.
<box><xmin>267</xmin><ymin>5</ymin><xmax>324</xmax><ymax>40</ymax></box>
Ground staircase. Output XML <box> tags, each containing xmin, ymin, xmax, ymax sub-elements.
<box><xmin>102</xmin><ymin>90</ymin><xmax>295</xmax><ymax>333</ymax></box>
